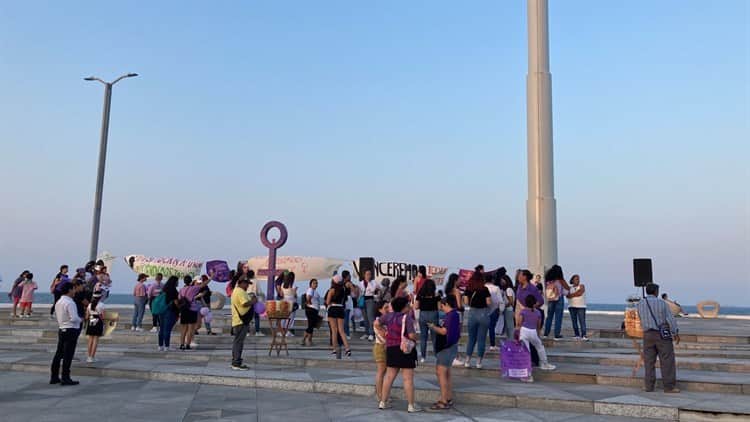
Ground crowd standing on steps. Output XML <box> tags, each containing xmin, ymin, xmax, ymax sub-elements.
<box><xmin>10</xmin><ymin>259</ymin><xmax>599</xmax><ymax>406</ymax></box>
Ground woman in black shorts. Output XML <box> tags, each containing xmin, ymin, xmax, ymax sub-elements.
<box><xmin>85</xmin><ymin>292</ymin><xmax>105</xmax><ymax>363</ymax></box>
<box><xmin>378</xmin><ymin>296</ymin><xmax>422</xmax><ymax>413</ymax></box>
<box><xmin>325</xmin><ymin>275</ymin><xmax>350</xmax><ymax>357</ymax></box>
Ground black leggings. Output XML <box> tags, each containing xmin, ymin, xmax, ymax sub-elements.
<box><xmin>305</xmin><ymin>307</ymin><xmax>318</xmax><ymax>334</ymax></box>
<box><xmin>50</xmin><ymin>292</ymin><xmax>61</xmax><ymax>315</ymax></box>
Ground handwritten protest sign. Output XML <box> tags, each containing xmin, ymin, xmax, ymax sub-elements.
<box><xmin>124</xmin><ymin>255</ymin><xmax>203</xmax><ymax>278</ymax></box>
<box><xmin>206</xmin><ymin>260</ymin><xmax>231</xmax><ymax>282</ymax></box>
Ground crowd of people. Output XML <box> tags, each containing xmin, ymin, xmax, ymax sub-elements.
<box><xmin>228</xmin><ymin>263</ymin><xmax>589</xmax><ymax>412</ymax></box>
<box><xmin>7</xmin><ymin>260</ymin><xmax>593</xmax><ymax>406</ymax></box>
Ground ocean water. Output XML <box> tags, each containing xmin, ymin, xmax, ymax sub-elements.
<box><xmin>3</xmin><ymin>293</ymin><xmax>749</xmax><ymax>315</ymax></box>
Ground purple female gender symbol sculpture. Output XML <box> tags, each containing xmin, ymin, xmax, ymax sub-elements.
<box><xmin>260</xmin><ymin>221</ymin><xmax>288</xmax><ymax>298</ymax></box>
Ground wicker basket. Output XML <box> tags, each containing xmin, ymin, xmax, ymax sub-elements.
<box><xmin>624</xmin><ymin>308</ymin><xmax>643</xmax><ymax>339</ymax></box>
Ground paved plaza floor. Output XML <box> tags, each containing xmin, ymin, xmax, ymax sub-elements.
<box><xmin>0</xmin><ymin>371</ymin><xmax>662</xmax><ymax>422</ymax></box>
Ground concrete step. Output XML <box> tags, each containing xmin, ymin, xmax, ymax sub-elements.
<box><xmin>1</xmin><ymin>350</ymin><xmax>748</xmax><ymax>421</ymax></box>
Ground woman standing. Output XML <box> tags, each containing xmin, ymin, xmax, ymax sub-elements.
<box><xmin>543</xmin><ymin>265</ymin><xmax>570</xmax><ymax>340</ymax></box>
<box><xmin>85</xmin><ymin>292</ymin><xmax>105</xmax><ymax>363</ymax></box>
<box><xmin>500</xmin><ymin>275</ymin><xmax>515</xmax><ymax>339</ymax></box>
<box><xmin>7</xmin><ymin>270</ymin><xmax>29</xmax><ymax>318</ymax></box>
<box><xmin>158</xmin><ymin>276</ymin><xmax>180</xmax><ymax>352</ymax></box>
<box><xmin>147</xmin><ymin>273</ymin><xmax>163</xmax><ymax>333</ymax></box>
<box><xmin>485</xmin><ymin>274</ymin><xmax>503</xmax><ymax>351</ymax></box>
<box><xmin>378</xmin><ymin>297</ymin><xmax>422</xmax><ymax>413</ymax></box>
<box><xmin>427</xmin><ymin>295</ymin><xmax>460</xmax><ymax>410</ymax></box>
<box><xmin>415</xmin><ymin>278</ymin><xmax>439</xmax><ymax>363</ymax></box>
<box><xmin>132</xmin><ymin>273</ymin><xmax>148</xmax><ymax>332</ymax></box>
<box><xmin>463</xmin><ymin>271</ymin><xmax>492</xmax><ymax>369</ymax></box>
<box><xmin>443</xmin><ymin>273</ymin><xmax>464</xmax><ymax>365</ymax></box>
<box><xmin>302</xmin><ymin>279</ymin><xmax>321</xmax><ymax>346</ymax></box>
<box><xmin>280</xmin><ymin>272</ymin><xmax>298</xmax><ymax>337</ymax></box>
<box><xmin>178</xmin><ymin>276</ymin><xmax>200</xmax><ymax>350</ymax></box>
<box><xmin>567</xmin><ymin>274</ymin><xmax>587</xmax><ymax>341</ymax></box>
<box><xmin>325</xmin><ymin>275</ymin><xmax>351</xmax><ymax>357</ymax></box>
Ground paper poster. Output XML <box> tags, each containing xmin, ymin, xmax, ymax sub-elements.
<box><xmin>124</xmin><ymin>255</ymin><xmax>203</xmax><ymax>278</ymax></box>
<box><xmin>206</xmin><ymin>260</ymin><xmax>231</xmax><ymax>282</ymax></box>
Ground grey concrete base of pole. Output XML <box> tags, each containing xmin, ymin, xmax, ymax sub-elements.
<box><xmin>89</xmin><ymin>83</ymin><xmax>113</xmax><ymax>262</ymax></box>
<box><xmin>526</xmin><ymin>0</ymin><xmax>558</xmax><ymax>277</ymax></box>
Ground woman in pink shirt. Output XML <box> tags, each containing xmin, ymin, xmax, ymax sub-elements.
<box><xmin>131</xmin><ymin>273</ymin><xmax>148</xmax><ymax>332</ymax></box>
<box><xmin>19</xmin><ymin>272</ymin><xmax>37</xmax><ymax>318</ymax></box>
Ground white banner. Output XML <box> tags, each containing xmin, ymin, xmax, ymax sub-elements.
<box><xmin>246</xmin><ymin>256</ymin><xmax>346</xmax><ymax>281</ymax></box>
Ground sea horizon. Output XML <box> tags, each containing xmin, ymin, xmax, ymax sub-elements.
<box><xmin>3</xmin><ymin>293</ymin><xmax>749</xmax><ymax>316</ymax></box>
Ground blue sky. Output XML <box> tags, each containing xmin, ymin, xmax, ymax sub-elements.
<box><xmin>1</xmin><ymin>1</ymin><xmax>748</xmax><ymax>305</ymax></box>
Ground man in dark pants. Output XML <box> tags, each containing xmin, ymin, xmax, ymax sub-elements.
<box><xmin>230</xmin><ymin>277</ymin><xmax>255</xmax><ymax>370</ymax></box>
<box><xmin>637</xmin><ymin>283</ymin><xmax>681</xmax><ymax>393</ymax></box>
<box><xmin>50</xmin><ymin>283</ymin><xmax>82</xmax><ymax>385</ymax></box>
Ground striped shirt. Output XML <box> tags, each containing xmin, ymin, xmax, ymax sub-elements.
<box><xmin>637</xmin><ymin>296</ymin><xmax>679</xmax><ymax>336</ymax></box>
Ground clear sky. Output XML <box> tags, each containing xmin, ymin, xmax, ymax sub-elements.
<box><xmin>1</xmin><ymin>1</ymin><xmax>748</xmax><ymax>305</ymax></box>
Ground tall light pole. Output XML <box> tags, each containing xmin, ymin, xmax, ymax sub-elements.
<box><xmin>84</xmin><ymin>73</ymin><xmax>138</xmax><ymax>262</ymax></box>
<box><xmin>526</xmin><ymin>0</ymin><xmax>558</xmax><ymax>277</ymax></box>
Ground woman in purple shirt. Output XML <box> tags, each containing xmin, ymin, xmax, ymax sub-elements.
<box><xmin>378</xmin><ymin>296</ymin><xmax>422</xmax><ymax>413</ymax></box>
<box><xmin>514</xmin><ymin>269</ymin><xmax>543</xmax><ymax>322</ymax></box>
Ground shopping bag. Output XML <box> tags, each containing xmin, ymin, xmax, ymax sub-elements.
<box><xmin>500</xmin><ymin>340</ymin><xmax>532</xmax><ymax>379</ymax></box>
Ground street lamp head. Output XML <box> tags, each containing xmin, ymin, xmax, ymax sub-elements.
<box><xmin>126</xmin><ymin>73</ymin><xmax>138</xmax><ymax>78</ymax></box>
<box><xmin>84</xmin><ymin>76</ymin><xmax>96</xmax><ymax>81</ymax></box>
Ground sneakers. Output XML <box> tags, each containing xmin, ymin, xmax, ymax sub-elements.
<box><xmin>360</xmin><ymin>334</ymin><xmax>369</xmax><ymax>340</ymax></box>
<box><xmin>553</xmin><ymin>336</ymin><xmax>563</xmax><ymax>341</ymax></box>
<box><xmin>131</xmin><ymin>327</ymin><xmax>136</xmax><ymax>331</ymax></box>
<box><xmin>346</xmin><ymin>335</ymin><xmax>351</xmax><ymax>340</ymax></box>
<box><xmin>189</xmin><ymin>342</ymin><xmax>198</xmax><ymax>348</ymax></box>
<box><xmin>367</xmin><ymin>335</ymin><xmax>374</xmax><ymax>342</ymax></box>
<box><xmin>464</xmin><ymin>360</ymin><xmax>471</xmax><ymax>368</ymax></box>
<box><xmin>158</xmin><ymin>346</ymin><xmax>165</xmax><ymax>352</ymax></box>
<box><xmin>254</xmin><ymin>332</ymin><xmax>265</xmax><ymax>337</ymax></box>
<box><xmin>574</xmin><ymin>336</ymin><xmax>581</xmax><ymax>341</ymax></box>
<box><xmin>285</xmin><ymin>332</ymin><xmax>295</xmax><ymax>337</ymax></box>
<box><xmin>582</xmin><ymin>336</ymin><xmax>589</xmax><ymax>341</ymax></box>
<box><xmin>135</xmin><ymin>327</ymin><xmax>143</xmax><ymax>332</ymax></box>
<box><xmin>520</xmin><ymin>376</ymin><xmax>535</xmax><ymax>383</ymax></box>
<box><xmin>452</xmin><ymin>358</ymin><xmax>464</xmax><ymax>367</ymax></box>
<box><xmin>378</xmin><ymin>401</ymin><xmax>392</xmax><ymax>410</ymax></box>
<box><xmin>664</xmin><ymin>388</ymin><xmax>681</xmax><ymax>394</ymax></box>
<box><xmin>150</xmin><ymin>327</ymin><xmax>158</xmax><ymax>333</ymax></box>
<box><xmin>489</xmin><ymin>346</ymin><xmax>498</xmax><ymax>352</ymax></box>
<box><xmin>231</xmin><ymin>364</ymin><xmax>250</xmax><ymax>371</ymax></box>
<box><xmin>86</xmin><ymin>356</ymin><xmax>94</xmax><ymax>363</ymax></box>
<box><xmin>475</xmin><ymin>362</ymin><xmax>483</xmax><ymax>369</ymax></box>
<box><xmin>540</xmin><ymin>363</ymin><xmax>557</xmax><ymax>371</ymax></box>
<box><xmin>407</xmin><ymin>404</ymin><xmax>423</xmax><ymax>413</ymax></box>
<box><xmin>419</xmin><ymin>358</ymin><xmax>425</xmax><ymax>364</ymax></box>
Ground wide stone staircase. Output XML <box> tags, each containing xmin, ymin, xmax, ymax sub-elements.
<box><xmin>0</xmin><ymin>310</ymin><xmax>748</xmax><ymax>421</ymax></box>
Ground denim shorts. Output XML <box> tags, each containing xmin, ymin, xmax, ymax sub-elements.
<box><xmin>436</xmin><ymin>343</ymin><xmax>458</xmax><ymax>367</ymax></box>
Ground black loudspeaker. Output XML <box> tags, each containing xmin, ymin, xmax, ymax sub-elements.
<box><xmin>633</xmin><ymin>258</ymin><xmax>653</xmax><ymax>287</ymax></box>
<box><xmin>357</xmin><ymin>257</ymin><xmax>376</xmax><ymax>279</ymax></box>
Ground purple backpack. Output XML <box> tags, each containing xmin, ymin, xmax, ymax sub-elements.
<box><xmin>500</xmin><ymin>340</ymin><xmax>532</xmax><ymax>379</ymax></box>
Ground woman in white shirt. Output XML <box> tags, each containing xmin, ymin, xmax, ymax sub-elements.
<box><xmin>302</xmin><ymin>279</ymin><xmax>321</xmax><ymax>346</ymax></box>
<box><xmin>566</xmin><ymin>274</ymin><xmax>587</xmax><ymax>341</ymax></box>
<box><xmin>280</xmin><ymin>272</ymin><xmax>298</xmax><ymax>337</ymax></box>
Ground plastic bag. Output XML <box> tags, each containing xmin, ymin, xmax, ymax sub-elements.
<box><xmin>500</xmin><ymin>340</ymin><xmax>532</xmax><ymax>379</ymax></box>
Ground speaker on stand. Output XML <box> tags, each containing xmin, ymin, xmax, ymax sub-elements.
<box><xmin>633</xmin><ymin>258</ymin><xmax>653</xmax><ymax>298</ymax></box>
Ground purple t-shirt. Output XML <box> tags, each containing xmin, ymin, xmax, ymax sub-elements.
<box><xmin>379</xmin><ymin>311</ymin><xmax>415</xmax><ymax>348</ymax></box>
<box><xmin>520</xmin><ymin>308</ymin><xmax>541</xmax><ymax>330</ymax></box>
<box><xmin>443</xmin><ymin>310</ymin><xmax>461</xmax><ymax>346</ymax></box>
<box><xmin>517</xmin><ymin>284</ymin><xmax>543</xmax><ymax>309</ymax></box>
